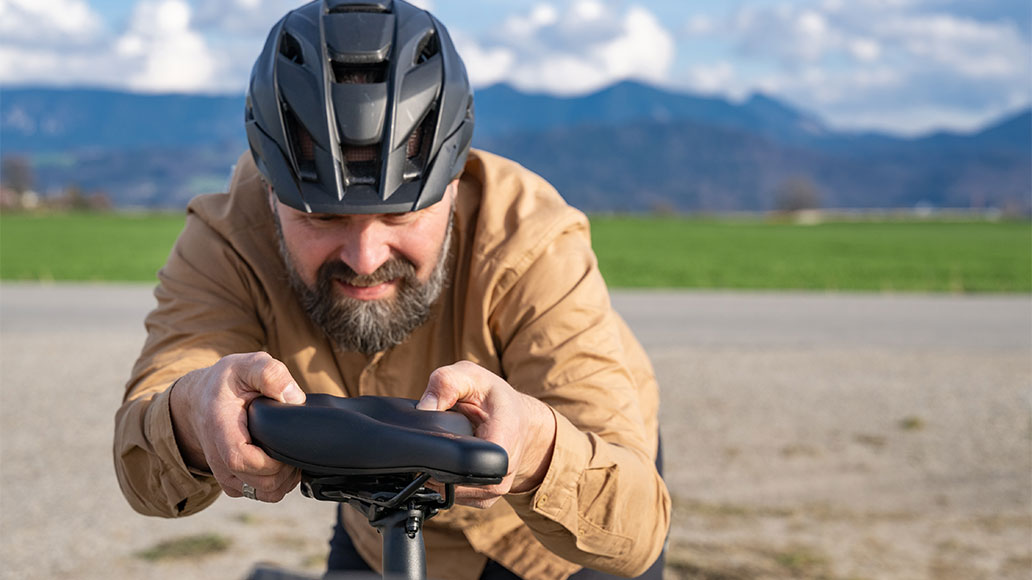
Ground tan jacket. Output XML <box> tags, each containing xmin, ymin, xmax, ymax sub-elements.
<box><xmin>114</xmin><ymin>149</ymin><xmax>669</xmax><ymax>580</ymax></box>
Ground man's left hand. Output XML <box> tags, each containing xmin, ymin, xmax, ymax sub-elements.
<box><xmin>417</xmin><ymin>361</ymin><xmax>557</xmax><ymax>508</ymax></box>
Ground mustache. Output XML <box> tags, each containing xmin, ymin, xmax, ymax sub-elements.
<box><xmin>317</xmin><ymin>256</ymin><xmax>419</xmax><ymax>288</ymax></box>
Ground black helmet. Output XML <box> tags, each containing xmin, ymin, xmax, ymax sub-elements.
<box><xmin>245</xmin><ymin>0</ymin><xmax>474</xmax><ymax>214</ymax></box>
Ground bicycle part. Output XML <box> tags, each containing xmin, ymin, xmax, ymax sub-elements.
<box><xmin>248</xmin><ymin>395</ymin><xmax>508</xmax><ymax>580</ymax></box>
<box><xmin>249</xmin><ymin>395</ymin><xmax>507</xmax><ymax>484</ymax></box>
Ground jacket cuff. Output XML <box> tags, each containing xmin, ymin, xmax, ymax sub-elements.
<box><xmin>144</xmin><ymin>386</ymin><xmax>220</xmax><ymax>515</ymax></box>
<box><xmin>505</xmin><ymin>408</ymin><xmax>589</xmax><ymax>533</ymax></box>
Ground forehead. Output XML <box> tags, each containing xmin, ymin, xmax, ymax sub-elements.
<box><xmin>275</xmin><ymin>201</ymin><xmax>421</xmax><ymax>221</ymax></box>
<box><xmin>271</xmin><ymin>180</ymin><xmax>457</xmax><ymax>220</ymax></box>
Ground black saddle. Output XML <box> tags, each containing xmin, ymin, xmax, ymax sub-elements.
<box><xmin>249</xmin><ymin>394</ymin><xmax>510</xmax><ymax>579</ymax></box>
<box><xmin>248</xmin><ymin>394</ymin><xmax>508</xmax><ymax>486</ymax></box>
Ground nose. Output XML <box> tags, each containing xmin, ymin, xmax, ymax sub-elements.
<box><xmin>336</xmin><ymin>218</ymin><xmax>392</xmax><ymax>276</ymax></box>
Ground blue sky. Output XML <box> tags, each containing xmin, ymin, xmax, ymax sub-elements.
<box><xmin>1</xmin><ymin>0</ymin><xmax>1029</xmax><ymax>136</ymax></box>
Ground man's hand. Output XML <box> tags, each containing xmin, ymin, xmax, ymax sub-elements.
<box><xmin>417</xmin><ymin>361</ymin><xmax>557</xmax><ymax>508</ymax></box>
<box><xmin>169</xmin><ymin>352</ymin><xmax>306</xmax><ymax>503</ymax></box>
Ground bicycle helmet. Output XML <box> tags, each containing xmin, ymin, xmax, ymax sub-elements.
<box><xmin>245</xmin><ymin>0</ymin><xmax>474</xmax><ymax>214</ymax></box>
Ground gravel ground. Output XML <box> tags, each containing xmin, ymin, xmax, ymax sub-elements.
<box><xmin>1</xmin><ymin>284</ymin><xmax>1029</xmax><ymax>580</ymax></box>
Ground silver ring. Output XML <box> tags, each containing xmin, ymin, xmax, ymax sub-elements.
<box><xmin>241</xmin><ymin>482</ymin><xmax>258</xmax><ymax>501</ymax></box>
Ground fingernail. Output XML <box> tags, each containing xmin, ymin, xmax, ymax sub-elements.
<box><xmin>416</xmin><ymin>393</ymin><xmax>438</xmax><ymax>411</ymax></box>
<box><xmin>282</xmin><ymin>382</ymin><xmax>305</xmax><ymax>405</ymax></box>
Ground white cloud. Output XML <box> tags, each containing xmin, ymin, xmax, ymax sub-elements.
<box><xmin>531</xmin><ymin>4</ymin><xmax>560</xmax><ymax>27</ymax></box>
<box><xmin>0</xmin><ymin>0</ymin><xmax>107</xmax><ymax>86</ymax></box>
<box><xmin>501</xmin><ymin>4</ymin><xmax>560</xmax><ymax>39</ymax></box>
<box><xmin>685</xmin><ymin>15</ymin><xmax>715</xmax><ymax>36</ymax></box>
<box><xmin>453</xmin><ymin>32</ymin><xmax>517</xmax><ymax>88</ymax></box>
<box><xmin>704</xmin><ymin>0</ymin><xmax>1032</xmax><ymax>134</ymax></box>
<box><xmin>460</xmin><ymin>1</ymin><xmax>676</xmax><ymax>95</ymax></box>
<box><xmin>795</xmin><ymin>10</ymin><xmax>832</xmax><ymax>59</ymax></box>
<box><xmin>728</xmin><ymin>0</ymin><xmax>1029</xmax><ymax>76</ymax></box>
<box><xmin>0</xmin><ymin>0</ymin><xmax>104</xmax><ymax>45</ymax></box>
<box><xmin>884</xmin><ymin>12</ymin><xmax>1027</xmax><ymax>79</ymax></box>
<box><xmin>117</xmin><ymin>0</ymin><xmax>218</xmax><ymax>93</ymax></box>
<box><xmin>0</xmin><ymin>0</ymin><xmax>222</xmax><ymax>94</ymax></box>
<box><xmin>192</xmin><ymin>0</ymin><xmax>300</xmax><ymax>37</ymax></box>
<box><xmin>0</xmin><ymin>0</ymin><xmax>478</xmax><ymax>94</ymax></box>
<box><xmin>686</xmin><ymin>61</ymin><xmax>738</xmax><ymax>95</ymax></box>
<box><xmin>849</xmin><ymin>38</ymin><xmax>882</xmax><ymax>62</ymax></box>
<box><xmin>570</xmin><ymin>0</ymin><xmax>604</xmax><ymax>22</ymax></box>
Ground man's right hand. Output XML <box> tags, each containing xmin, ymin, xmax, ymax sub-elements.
<box><xmin>168</xmin><ymin>352</ymin><xmax>306</xmax><ymax>502</ymax></box>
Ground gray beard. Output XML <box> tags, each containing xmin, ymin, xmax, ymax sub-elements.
<box><xmin>275</xmin><ymin>212</ymin><xmax>452</xmax><ymax>356</ymax></box>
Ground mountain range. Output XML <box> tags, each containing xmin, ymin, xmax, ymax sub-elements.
<box><xmin>2</xmin><ymin>83</ymin><xmax>1029</xmax><ymax>213</ymax></box>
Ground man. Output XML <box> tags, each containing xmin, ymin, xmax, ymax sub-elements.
<box><xmin>114</xmin><ymin>1</ymin><xmax>669</xmax><ymax>579</ymax></box>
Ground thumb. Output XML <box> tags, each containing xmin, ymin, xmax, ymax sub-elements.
<box><xmin>276</xmin><ymin>381</ymin><xmax>306</xmax><ymax>405</ymax></box>
<box><xmin>239</xmin><ymin>353</ymin><xmax>306</xmax><ymax>405</ymax></box>
<box><xmin>416</xmin><ymin>391</ymin><xmax>440</xmax><ymax>411</ymax></box>
<box><xmin>417</xmin><ymin>364</ymin><xmax>472</xmax><ymax>411</ymax></box>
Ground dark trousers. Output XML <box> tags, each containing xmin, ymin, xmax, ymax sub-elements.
<box><xmin>327</xmin><ymin>440</ymin><xmax>666</xmax><ymax>580</ymax></box>
<box><xmin>326</xmin><ymin>514</ymin><xmax>665</xmax><ymax>580</ymax></box>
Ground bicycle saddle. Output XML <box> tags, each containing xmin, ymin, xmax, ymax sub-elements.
<box><xmin>248</xmin><ymin>394</ymin><xmax>508</xmax><ymax>485</ymax></box>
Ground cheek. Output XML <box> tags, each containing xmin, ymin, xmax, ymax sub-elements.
<box><xmin>281</xmin><ymin>224</ymin><xmax>332</xmax><ymax>283</ymax></box>
<box><xmin>396</xmin><ymin>224</ymin><xmax>447</xmax><ymax>281</ymax></box>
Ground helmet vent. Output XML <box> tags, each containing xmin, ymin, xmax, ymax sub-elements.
<box><xmin>344</xmin><ymin>145</ymin><xmax>378</xmax><ymax>163</ymax></box>
<box><xmin>284</xmin><ymin>108</ymin><xmax>318</xmax><ymax>181</ymax></box>
<box><xmin>406</xmin><ymin>129</ymin><xmax>422</xmax><ymax>159</ymax></box>
<box><xmin>406</xmin><ymin>111</ymin><xmax>434</xmax><ymax>162</ymax></box>
<box><xmin>415</xmin><ymin>31</ymin><xmax>439</xmax><ymax>65</ymax></box>
<box><xmin>343</xmin><ymin>145</ymin><xmax>380</xmax><ymax>185</ymax></box>
<box><xmin>279</xmin><ymin>33</ymin><xmax>304</xmax><ymax>65</ymax></box>
<box><xmin>403</xmin><ymin>108</ymin><xmax>436</xmax><ymax>181</ymax></box>
<box><xmin>332</xmin><ymin>61</ymin><xmax>388</xmax><ymax>84</ymax></box>
<box><xmin>327</xmin><ymin>1</ymin><xmax>392</xmax><ymax>14</ymax></box>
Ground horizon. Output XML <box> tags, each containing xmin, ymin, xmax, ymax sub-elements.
<box><xmin>0</xmin><ymin>0</ymin><xmax>1029</xmax><ymax>138</ymax></box>
<box><xmin>3</xmin><ymin>79</ymin><xmax>1029</xmax><ymax>141</ymax></box>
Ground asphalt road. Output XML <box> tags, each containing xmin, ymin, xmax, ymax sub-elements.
<box><xmin>1</xmin><ymin>284</ymin><xmax>1029</xmax><ymax>579</ymax></box>
<box><xmin>3</xmin><ymin>284</ymin><xmax>1027</xmax><ymax>349</ymax></box>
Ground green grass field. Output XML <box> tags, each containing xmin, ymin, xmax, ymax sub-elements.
<box><xmin>0</xmin><ymin>212</ymin><xmax>187</xmax><ymax>282</ymax></box>
<box><xmin>2</xmin><ymin>212</ymin><xmax>1030</xmax><ymax>292</ymax></box>
<box><xmin>590</xmin><ymin>216</ymin><xmax>1032</xmax><ymax>292</ymax></box>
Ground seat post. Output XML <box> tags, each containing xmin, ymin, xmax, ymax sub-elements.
<box><xmin>373</xmin><ymin>507</ymin><xmax>427</xmax><ymax>580</ymax></box>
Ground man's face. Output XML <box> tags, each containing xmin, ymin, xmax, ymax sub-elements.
<box><xmin>272</xmin><ymin>182</ymin><xmax>457</xmax><ymax>355</ymax></box>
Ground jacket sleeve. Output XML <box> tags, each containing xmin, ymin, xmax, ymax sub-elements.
<box><xmin>114</xmin><ymin>210</ymin><xmax>268</xmax><ymax>517</ymax></box>
<box><xmin>491</xmin><ymin>221</ymin><xmax>671</xmax><ymax>577</ymax></box>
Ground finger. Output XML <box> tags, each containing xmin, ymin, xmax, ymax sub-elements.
<box><xmin>222</xmin><ymin>441</ymin><xmax>283</xmax><ymax>476</ymax></box>
<box><xmin>451</xmin><ymin>485</ymin><xmax>504</xmax><ymax>509</ymax></box>
<box><xmin>213</xmin><ymin>415</ymin><xmax>290</xmax><ymax>478</ymax></box>
<box><xmin>223</xmin><ymin>476</ymin><xmax>263</xmax><ymax>501</ymax></box>
<box><xmin>456</xmin><ymin>497</ymin><xmax>500</xmax><ymax>509</ymax></box>
<box><xmin>425</xmin><ymin>480</ymin><xmax>503</xmax><ymax>509</ymax></box>
<box><xmin>232</xmin><ymin>353</ymin><xmax>306</xmax><ymax>405</ymax></box>
<box><xmin>252</xmin><ymin>469</ymin><xmax>303</xmax><ymax>502</ymax></box>
<box><xmin>417</xmin><ymin>361</ymin><xmax>483</xmax><ymax>412</ymax></box>
<box><xmin>417</xmin><ymin>367</ymin><xmax>461</xmax><ymax>411</ymax></box>
<box><xmin>272</xmin><ymin>468</ymin><xmax>302</xmax><ymax>499</ymax></box>
<box><xmin>452</xmin><ymin>485</ymin><xmax>506</xmax><ymax>501</ymax></box>
<box><xmin>260</xmin><ymin>465</ymin><xmax>302</xmax><ymax>495</ymax></box>
<box><xmin>225</xmin><ymin>468</ymin><xmax>301</xmax><ymax>502</ymax></box>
